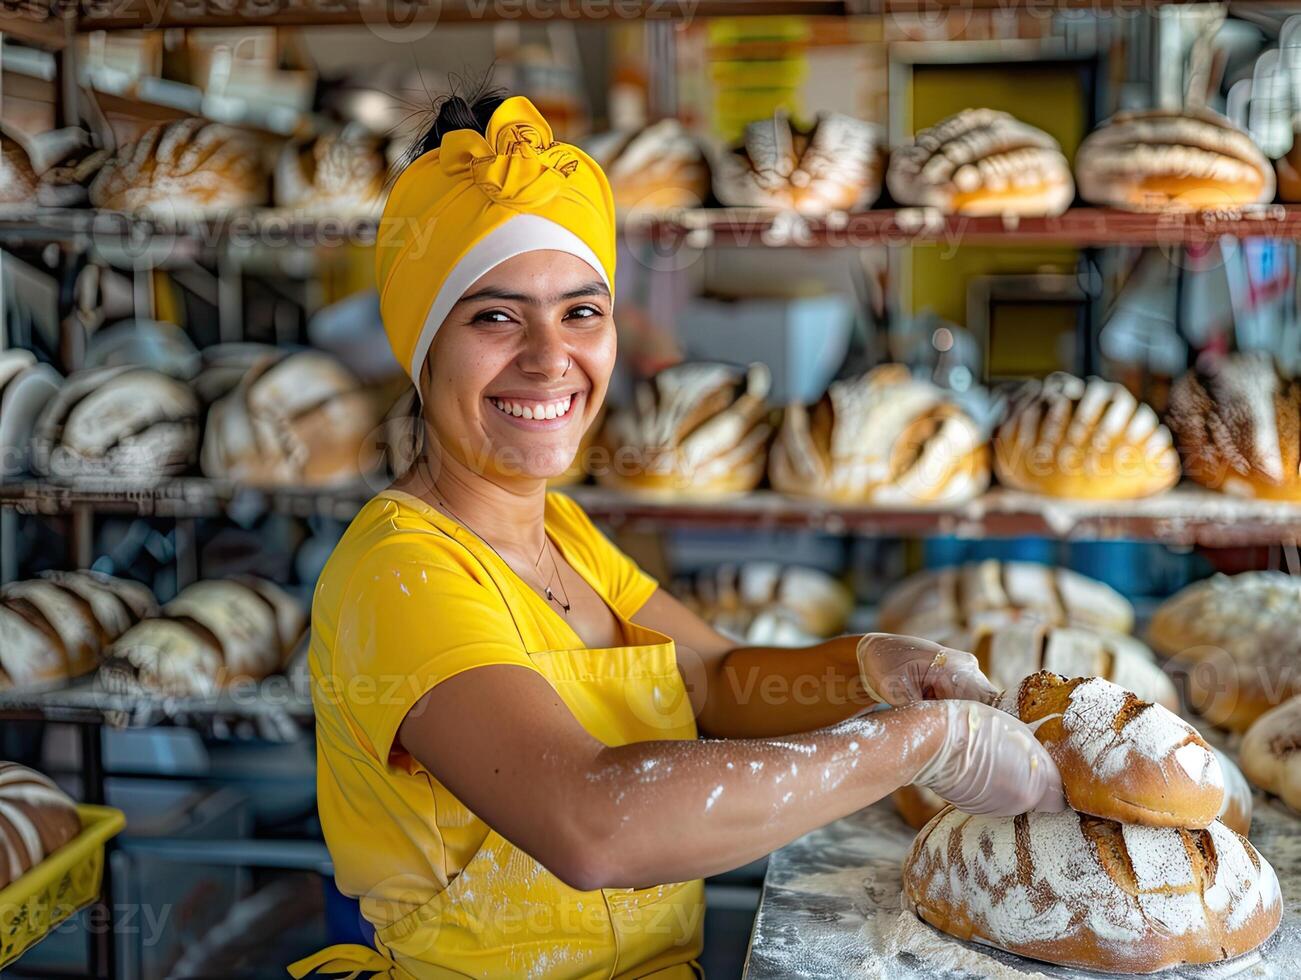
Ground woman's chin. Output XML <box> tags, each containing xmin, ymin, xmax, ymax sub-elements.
<box><xmin>488</xmin><ymin>444</ymin><xmax>579</xmax><ymax>483</ymax></box>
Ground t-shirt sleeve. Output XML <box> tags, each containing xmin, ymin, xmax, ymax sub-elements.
<box><xmin>548</xmin><ymin>493</ymin><xmax>659</xmax><ymax>618</ymax></box>
<box><xmin>327</xmin><ymin>535</ymin><xmax>538</xmax><ymax>765</ymax></box>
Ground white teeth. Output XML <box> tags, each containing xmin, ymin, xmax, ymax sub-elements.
<box><xmin>489</xmin><ymin>395</ymin><xmax>577</xmax><ymax>419</ymax></box>
<box><xmin>521</xmin><ymin>406</ymin><xmax>533</xmax><ymax>419</ymax></box>
<box><xmin>545</xmin><ymin>404</ymin><xmax>558</xmax><ymax>420</ymax></box>
<box><xmin>533</xmin><ymin>403</ymin><xmax>545</xmax><ymax>419</ymax></box>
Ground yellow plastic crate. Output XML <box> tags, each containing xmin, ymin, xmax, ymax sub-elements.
<box><xmin>0</xmin><ymin>805</ymin><xmax>126</xmax><ymax>967</ymax></box>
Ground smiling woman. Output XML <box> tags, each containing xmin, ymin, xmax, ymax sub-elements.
<box><xmin>290</xmin><ymin>81</ymin><xmax>1064</xmax><ymax>980</ymax></box>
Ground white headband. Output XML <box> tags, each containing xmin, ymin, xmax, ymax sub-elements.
<box><xmin>409</xmin><ymin>213</ymin><xmax>612</xmax><ymax>381</ymax></box>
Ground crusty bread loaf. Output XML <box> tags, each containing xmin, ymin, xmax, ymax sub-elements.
<box><xmin>903</xmin><ymin>806</ymin><xmax>1282</xmax><ymax>974</ymax></box>
<box><xmin>674</xmin><ymin>562</ymin><xmax>852</xmax><ymax>639</ymax></box>
<box><xmin>769</xmin><ymin>365</ymin><xmax>989</xmax><ymax>506</ymax></box>
<box><xmin>32</xmin><ymin>365</ymin><xmax>199</xmax><ymax>482</ymax></box>
<box><xmin>993</xmin><ymin>373</ymin><xmax>1179</xmax><ymax>499</ymax></box>
<box><xmin>585</xmin><ymin>119</ymin><xmax>710</xmax><ymax>212</ymax></box>
<box><xmin>1276</xmin><ymin>137</ymin><xmax>1301</xmax><ymax>202</ymax></box>
<box><xmin>0</xmin><ymin>762</ymin><xmax>82</xmax><ymax>890</ymax></box>
<box><xmin>878</xmin><ymin>560</ymin><xmax>1134</xmax><ymax>639</ymax></box>
<box><xmin>1167</xmin><ymin>353</ymin><xmax>1301</xmax><ymax>501</ymax></box>
<box><xmin>0</xmin><ymin>349</ymin><xmax>60</xmax><ymax>478</ymax></box>
<box><xmin>1239</xmin><ymin>694</ymin><xmax>1301</xmax><ymax>813</ymax></box>
<box><xmin>274</xmin><ymin>128</ymin><xmax>385</xmax><ymax>216</ymax></box>
<box><xmin>997</xmin><ymin>671</ymin><xmax>1223</xmax><ymax>827</ymax></box>
<box><xmin>892</xmin><ymin>783</ymin><xmax>947</xmax><ymax>832</ymax></box>
<box><xmin>39</xmin><ymin>570</ymin><xmax>157</xmax><ymax>639</ymax></box>
<box><xmin>713</xmin><ymin>111</ymin><xmax>884</xmax><ymax>214</ymax></box>
<box><xmin>99</xmin><ymin>618</ymin><xmax>225</xmax><ymax>698</ymax></box>
<box><xmin>1076</xmin><ymin>107</ymin><xmax>1275</xmax><ymax>212</ymax></box>
<box><xmin>89</xmin><ymin>118</ymin><xmax>266</xmax><ymax>216</ymax></box>
<box><xmin>200</xmin><ymin>350</ymin><xmax>380</xmax><ymax>487</ymax></box>
<box><xmin>1149</xmin><ymin>572</ymin><xmax>1301</xmax><ymax>732</ymax></box>
<box><xmin>1</xmin><ymin>580</ymin><xmax>102</xmax><ymax>680</ymax></box>
<box><xmin>886</xmin><ymin>108</ymin><xmax>1074</xmax><ymax>217</ymax></box>
<box><xmin>597</xmin><ymin>362</ymin><xmax>772</xmax><ymax>499</ymax></box>
<box><xmin>964</xmin><ymin>622</ymin><xmax>1178</xmax><ymax>711</ymax></box>
<box><xmin>0</xmin><ymin>130</ymin><xmax>39</xmax><ymax>205</ymax></box>
<box><xmin>38</xmin><ymin>141</ymin><xmax>111</xmax><ymax>208</ymax></box>
<box><xmin>1214</xmin><ymin>747</ymin><xmax>1254</xmax><ymax>837</ymax></box>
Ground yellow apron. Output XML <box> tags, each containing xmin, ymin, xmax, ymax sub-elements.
<box><xmin>290</xmin><ymin>620</ymin><xmax>705</xmax><ymax>979</ymax></box>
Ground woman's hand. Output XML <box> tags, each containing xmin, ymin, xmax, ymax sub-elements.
<box><xmin>856</xmin><ymin>633</ymin><xmax>999</xmax><ymax>706</ymax></box>
<box><xmin>913</xmin><ymin>700</ymin><xmax>1066</xmax><ymax>816</ymax></box>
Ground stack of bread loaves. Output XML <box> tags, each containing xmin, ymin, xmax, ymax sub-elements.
<box><xmin>903</xmin><ymin>670</ymin><xmax>1282</xmax><ymax>972</ymax></box>
<box><xmin>101</xmin><ymin>576</ymin><xmax>304</xmax><ymax>697</ymax></box>
<box><xmin>0</xmin><ymin>571</ymin><xmax>157</xmax><ymax>691</ymax></box>
<box><xmin>0</xmin><ymin>762</ymin><xmax>82</xmax><ymax>890</ymax></box>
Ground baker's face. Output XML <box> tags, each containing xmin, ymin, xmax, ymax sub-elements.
<box><xmin>419</xmin><ymin>250</ymin><xmax>615</xmax><ymax>483</ymax></box>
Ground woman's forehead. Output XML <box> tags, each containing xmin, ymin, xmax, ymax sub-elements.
<box><xmin>461</xmin><ymin>250</ymin><xmax>607</xmax><ymax>300</ymax></box>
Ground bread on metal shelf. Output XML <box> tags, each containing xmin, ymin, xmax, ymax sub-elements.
<box><xmin>274</xmin><ymin>127</ymin><xmax>387</xmax><ymax>216</ymax></box>
<box><xmin>585</xmin><ymin>119</ymin><xmax>710</xmax><ymax>213</ymax></box>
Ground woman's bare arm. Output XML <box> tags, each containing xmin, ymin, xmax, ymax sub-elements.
<box><xmin>397</xmin><ymin>663</ymin><xmax>945</xmax><ymax>892</ymax></box>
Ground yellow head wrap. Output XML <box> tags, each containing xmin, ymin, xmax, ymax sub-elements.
<box><xmin>376</xmin><ymin>96</ymin><xmax>618</xmax><ymax>381</ymax></box>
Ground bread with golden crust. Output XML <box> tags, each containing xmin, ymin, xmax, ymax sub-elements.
<box><xmin>597</xmin><ymin>362</ymin><xmax>772</xmax><ymax>499</ymax></box>
<box><xmin>1076</xmin><ymin>106</ymin><xmax>1274</xmax><ymax>212</ymax></box>
<box><xmin>887</xmin><ymin>108</ymin><xmax>1074</xmax><ymax>217</ymax></box>
<box><xmin>1149</xmin><ymin>572</ymin><xmax>1301</xmax><ymax>732</ymax></box>
<box><xmin>903</xmin><ymin>806</ymin><xmax>1282</xmax><ymax>974</ymax></box>
<box><xmin>769</xmin><ymin>365</ymin><xmax>989</xmax><ymax>506</ymax></box>
<box><xmin>1239</xmin><ymin>694</ymin><xmax>1301</xmax><ymax>812</ymax></box>
<box><xmin>0</xmin><ymin>130</ymin><xmax>39</xmax><ymax>205</ymax></box>
<box><xmin>996</xmin><ymin>670</ymin><xmax>1223</xmax><ymax>827</ymax></box>
<box><xmin>0</xmin><ymin>762</ymin><xmax>82</xmax><ymax>890</ymax></box>
<box><xmin>1214</xmin><ymin>747</ymin><xmax>1254</xmax><ymax>837</ymax></box>
<box><xmin>1167</xmin><ymin>353</ymin><xmax>1301</xmax><ymax>501</ymax></box>
<box><xmin>993</xmin><ymin>373</ymin><xmax>1179</xmax><ymax>499</ymax></box>
<box><xmin>274</xmin><ymin>128</ymin><xmax>385</xmax><ymax>216</ymax></box>
<box><xmin>586</xmin><ymin>119</ymin><xmax>709</xmax><ymax>212</ymax></box>
<box><xmin>878</xmin><ymin>559</ymin><xmax>1134</xmax><ymax>639</ymax></box>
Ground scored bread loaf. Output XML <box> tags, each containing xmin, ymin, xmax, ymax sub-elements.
<box><xmin>0</xmin><ymin>349</ymin><xmax>60</xmax><ymax>478</ymax></box>
<box><xmin>585</xmin><ymin>119</ymin><xmax>710</xmax><ymax>212</ymax></box>
<box><xmin>0</xmin><ymin>762</ymin><xmax>82</xmax><ymax>890</ymax></box>
<box><xmin>200</xmin><ymin>350</ymin><xmax>381</xmax><ymax>487</ymax></box>
<box><xmin>1076</xmin><ymin>107</ymin><xmax>1275</xmax><ymax>212</ymax></box>
<box><xmin>713</xmin><ymin>111</ymin><xmax>884</xmax><ymax>214</ymax></box>
<box><xmin>997</xmin><ymin>671</ymin><xmax>1223</xmax><ymax>827</ymax></box>
<box><xmin>878</xmin><ymin>560</ymin><xmax>1134</xmax><ymax>639</ymax></box>
<box><xmin>961</xmin><ymin>622</ymin><xmax>1178</xmax><ymax>711</ymax></box>
<box><xmin>1149</xmin><ymin>572</ymin><xmax>1301</xmax><ymax>732</ymax></box>
<box><xmin>768</xmin><ymin>365</ymin><xmax>989</xmax><ymax>506</ymax></box>
<box><xmin>597</xmin><ymin>362</ymin><xmax>772</xmax><ymax>499</ymax></box>
<box><xmin>892</xmin><ymin>783</ymin><xmax>947</xmax><ymax>832</ymax></box>
<box><xmin>1239</xmin><ymin>694</ymin><xmax>1301</xmax><ymax>813</ymax></box>
<box><xmin>902</xmin><ymin>806</ymin><xmax>1282</xmax><ymax>974</ymax></box>
<box><xmin>993</xmin><ymin>373</ymin><xmax>1179</xmax><ymax>499</ymax></box>
<box><xmin>32</xmin><ymin>366</ymin><xmax>200</xmax><ymax>482</ymax></box>
<box><xmin>0</xmin><ymin>130</ymin><xmax>39</xmax><ymax>205</ymax></box>
<box><xmin>1214</xmin><ymin>747</ymin><xmax>1254</xmax><ymax>837</ymax></box>
<box><xmin>90</xmin><ymin>118</ymin><xmax>267</xmax><ymax>216</ymax></box>
<box><xmin>886</xmin><ymin>108</ymin><xmax>1074</xmax><ymax>217</ymax></box>
<box><xmin>1167</xmin><ymin>353</ymin><xmax>1301</xmax><ymax>501</ymax></box>
<box><xmin>274</xmin><ymin>128</ymin><xmax>386</xmax><ymax>216</ymax></box>
<box><xmin>673</xmin><ymin>562</ymin><xmax>852</xmax><ymax>639</ymax></box>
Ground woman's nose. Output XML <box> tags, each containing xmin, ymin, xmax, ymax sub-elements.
<box><xmin>517</xmin><ymin>321</ymin><xmax>572</xmax><ymax>380</ymax></box>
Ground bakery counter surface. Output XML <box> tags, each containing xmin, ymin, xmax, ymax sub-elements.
<box><xmin>743</xmin><ymin>798</ymin><xmax>1301</xmax><ymax>979</ymax></box>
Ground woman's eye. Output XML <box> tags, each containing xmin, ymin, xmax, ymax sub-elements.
<box><xmin>565</xmin><ymin>305</ymin><xmax>603</xmax><ymax>320</ymax></box>
<box><xmin>472</xmin><ymin>309</ymin><xmax>513</xmax><ymax>324</ymax></box>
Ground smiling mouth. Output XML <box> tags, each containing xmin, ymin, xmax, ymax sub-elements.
<box><xmin>488</xmin><ymin>393</ymin><xmax>576</xmax><ymax>421</ymax></box>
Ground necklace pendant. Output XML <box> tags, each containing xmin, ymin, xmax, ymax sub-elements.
<box><xmin>545</xmin><ymin>587</ymin><xmax>554</xmax><ymax>601</ymax></box>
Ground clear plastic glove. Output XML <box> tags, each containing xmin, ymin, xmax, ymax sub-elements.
<box><xmin>856</xmin><ymin>633</ymin><xmax>999</xmax><ymax>706</ymax></box>
<box><xmin>912</xmin><ymin>700</ymin><xmax>1066</xmax><ymax>816</ymax></box>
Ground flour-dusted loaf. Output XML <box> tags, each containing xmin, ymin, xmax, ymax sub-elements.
<box><xmin>585</xmin><ymin>119</ymin><xmax>710</xmax><ymax>212</ymax></box>
<box><xmin>1167</xmin><ymin>353</ymin><xmax>1301</xmax><ymax>501</ymax></box>
<box><xmin>1239</xmin><ymin>694</ymin><xmax>1301</xmax><ymax>812</ymax></box>
<box><xmin>597</xmin><ymin>362</ymin><xmax>773</xmax><ymax>498</ymax></box>
<box><xmin>997</xmin><ymin>671</ymin><xmax>1223</xmax><ymax>827</ymax></box>
<box><xmin>1214</xmin><ymin>747</ymin><xmax>1254</xmax><ymax>836</ymax></box>
<box><xmin>32</xmin><ymin>365</ymin><xmax>199</xmax><ymax>482</ymax></box>
<box><xmin>886</xmin><ymin>108</ymin><xmax>1074</xmax><ymax>217</ymax></box>
<box><xmin>769</xmin><ymin>365</ymin><xmax>989</xmax><ymax>506</ymax></box>
<box><xmin>713</xmin><ymin>111</ymin><xmax>884</xmax><ymax>214</ymax></box>
<box><xmin>993</xmin><ymin>373</ymin><xmax>1179</xmax><ymax>499</ymax></box>
<box><xmin>39</xmin><ymin>570</ymin><xmax>158</xmax><ymax>640</ymax></box>
<box><xmin>0</xmin><ymin>762</ymin><xmax>82</xmax><ymax>890</ymax></box>
<box><xmin>0</xmin><ymin>130</ymin><xmax>39</xmax><ymax>205</ymax></box>
<box><xmin>674</xmin><ymin>562</ymin><xmax>852</xmax><ymax>639</ymax></box>
<box><xmin>0</xmin><ymin>349</ymin><xmax>60</xmax><ymax>478</ymax></box>
<box><xmin>90</xmin><ymin>118</ymin><xmax>267</xmax><ymax>216</ymax></box>
<box><xmin>878</xmin><ymin>560</ymin><xmax>1134</xmax><ymax>639</ymax></box>
<box><xmin>274</xmin><ymin>128</ymin><xmax>386</xmax><ymax>216</ymax></box>
<box><xmin>892</xmin><ymin>783</ymin><xmax>947</xmax><ymax>832</ymax></box>
<box><xmin>1149</xmin><ymin>572</ymin><xmax>1301</xmax><ymax>732</ymax></box>
<box><xmin>965</xmin><ymin>622</ymin><xmax>1178</xmax><ymax>711</ymax></box>
<box><xmin>902</xmin><ymin>806</ymin><xmax>1282</xmax><ymax>974</ymax></box>
<box><xmin>1075</xmin><ymin>106</ymin><xmax>1275</xmax><ymax>212</ymax></box>
<box><xmin>200</xmin><ymin>350</ymin><xmax>381</xmax><ymax>487</ymax></box>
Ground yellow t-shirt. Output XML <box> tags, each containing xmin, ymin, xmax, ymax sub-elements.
<box><xmin>310</xmin><ymin>488</ymin><xmax>661</xmax><ymax>929</ymax></box>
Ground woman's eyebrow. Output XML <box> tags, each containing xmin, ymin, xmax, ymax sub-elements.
<box><xmin>456</xmin><ymin>281</ymin><xmax>611</xmax><ymax>306</ymax></box>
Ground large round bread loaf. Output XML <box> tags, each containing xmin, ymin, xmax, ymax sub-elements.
<box><xmin>997</xmin><ymin>670</ymin><xmax>1223</xmax><ymax>827</ymax></box>
<box><xmin>1239</xmin><ymin>694</ymin><xmax>1301</xmax><ymax>812</ymax></box>
<box><xmin>585</xmin><ymin>119</ymin><xmax>710</xmax><ymax>212</ymax></box>
<box><xmin>902</xmin><ymin>807</ymin><xmax>1282</xmax><ymax>974</ymax></box>
<box><xmin>274</xmin><ymin>128</ymin><xmax>385</xmax><ymax>216</ymax></box>
<box><xmin>673</xmin><ymin>562</ymin><xmax>852</xmax><ymax>639</ymax></box>
<box><xmin>878</xmin><ymin>560</ymin><xmax>1134</xmax><ymax>639</ymax></box>
<box><xmin>768</xmin><ymin>365</ymin><xmax>989</xmax><ymax>506</ymax></box>
<box><xmin>0</xmin><ymin>762</ymin><xmax>82</xmax><ymax>890</ymax></box>
<box><xmin>597</xmin><ymin>362</ymin><xmax>772</xmax><ymax>499</ymax></box>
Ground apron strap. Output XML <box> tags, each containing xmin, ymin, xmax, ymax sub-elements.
<box><xmin>287</xmin><ymin>944</ymin><xmax>416</xmax><ymax>980</ymax></box>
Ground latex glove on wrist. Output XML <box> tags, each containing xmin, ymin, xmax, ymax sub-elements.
<box><xmin>856</xmin><ymin>633</ymin><xmax>999</xmax><ymax>706</ymax></box>
<box><xmin>913</xmin><ymin>700</ymin><xmax>1066</xmax><ymax>817</ymax></box>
